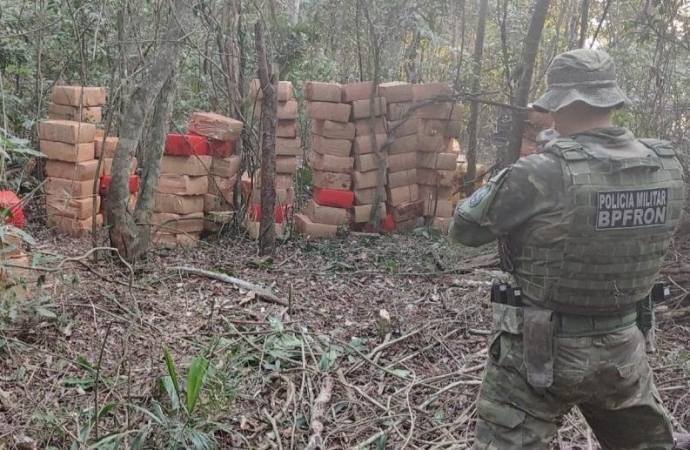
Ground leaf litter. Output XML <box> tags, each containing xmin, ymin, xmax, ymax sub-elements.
<box><xmin>0</xmin><ymin>226</ymin><xmax>687</xmax><ymax>449</ymax></box>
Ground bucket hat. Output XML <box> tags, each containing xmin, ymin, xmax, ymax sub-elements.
<box><xmin>532</xmin><ymin>49</ymin><xmax>632</xmax><ymax>113</ymax></box>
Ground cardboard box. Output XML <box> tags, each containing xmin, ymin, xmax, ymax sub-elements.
<box><xmin>41</xmin><ymin>140</ymin><xmax>95</xmax><ymax>162</ymax></box>
<box><xmin>386</xmin><ymin>184</ymin><xmax>419</xmax><ymax>207</ymax></box>
<box><xmin>386</xmin><ymin>102</ymin><xmax>412</xmax><ymax>121</ymax></box>
<box><xmin>187</xmin><ymin>112</ymin><xmax>243</xmax><ymax>141</ymax></box>
<box><xmin>387</xmin><ymin>118</ymin><xmax>419</xmax><ymax>138</ymax></box>
<box><xmin>388</xmin><ymin>134</ymin><xmax>417</xmax><ymax>155</ymax></box>
<box><xmin>45</xmin><ymin>160</ymin><xmax>100</xmax><ymax>181</ymax></box>
<box><xmin>387</xmin><ymin>152</ymin><xmax>417</xmax><ymax>172</ymax></box>
<box><xmin>354</xmin><ymin>117</ymin><xmax>387</xmax><ymax>136</ymax></box>
<box><xmin>45</xmin><ymin>177</ymin><xmax>94</xmax><ymax>198</ymax></box>
<box><xmin>421</xmin><ymin>119</ymin><xmax>463</xmax><ymax>137</ymax></box>
<box><xmin>352</xmin><ymin>170</ymin><xmax>381</xmax><ymax>190</ymax></box>
<box><xmin>389</xmin><ymin>199</ymin><xmax>424</xmax><ymax>222</ymax></box>
<box><xmin>98</xmin><ymin>175</ymin><xmax>140</xmax><ymax>196</ymax></box>
<box><xmin>38</xmin><ymin>120</ymin><xmax>95</xmax><ymax>144</ymax></box>
<box><xmin>352</xmin><ymin>202</ymin><xmax>386</xmax><ymax>223</ymax></box>
<box><xmin>277</xmin><ymin>120</ymin><xmax>298</xmax><ymax>138</ymax></box>
<box><xmin>151</xmin><ymin>211</ymin><xmax>205</xmax><ymax>233</ymax></box>
<box><xmin>51</xmin><ymin>86</ymin><xmax>106</xmax><ymax>107</ymax></box>
<box><xmin>247</xmin><ymin>203</ymin><xmax>291</xmax><ymax>223</ymax></box>
<box><xmin>312</xmin><ymin>119</ymin><xmax>356</xmax><ymax>140</ymax></box>
<box><xmin>352</xmin><ymin>97</ymin><xmax>386</xmax><ymax>119</ymax></box>
<box><xmin>276</xmin><ymin>138</ymin><xmax>301</xmax><ymax>156</ymax></box>
<box><xmin>306</xmin><ymin>200</ymin><xmax>348</xmax><ymax>226</ymax></box>
<box><xmin>204</xmin><ymin>193</ymin><xmax>232</xmax><ymax>213</ymax></box>
<box><xmin>378</xmin><ymin>81</ymin><xmax>414</xmax><ymax>104</ymax></box>
<box><xmin>207</xmin><ymin>175</ymin><xmax>237</xmax><ymax>202</ymax></box>
<box><xmin>277</xmin><ymin>100</ymin><xmax>299</xmax><ymax>120</ymax></box>
<box><xmin>276</xmin><ymin>155</ymin><xmax>298</xmax><ymax>174</ymax></box>
<box><xmin>423</xmin><ymin>199</ymin><xmax>454</xmax><ymax>218</ymax></box>
<box><xmin>312</xmin><ymin>135</ymin><xmax>352</xmax><ymax>158</ymax></box>
<box><xmin>47</xmin><ymin>103</ymin><xmax>101</xmax><ymax>122</ymax></box>
<box><xmin>312</xmin><ymin>170</ymin><xmax>352</xmax><ymax>190</ymax></box>
<box><xmin>157</xmin><ymin>174</ymin><xmax>209</xmax><ymax>195</ymax></box>
<box><xmin>418</xmin><ymin>152</ymin><xmax>458</xmax><ymax>171</ymax></box>
<box><xmin>354</xmin><ymin>187</ymin><xmax>386</xmax><ymax>205</ymax></box>
<box><xmin>416</xmin><ymin>103</ymin><xmax>463</xmax><ymax>120</ymax></box>
<box><xmin>211</xmin><ymin>156</ymin><xmax>241</xmax><ymax>178</ymax></box>
<box><xmin>154</xmin><ymin>193</ymin><xmax>204</xmax><ymax>214</ymax></box>
<box><xmin>295</xmin><ymin>213</ymin><xmax>338</xmax><ymax>237</ymax></box>
<box><xmin>47</xmin><ymin>214</ymin><xmax>103</xmax><ymax>236</ymax></box>
<box><xmin>46</xmin><ymin>194</ymin><xmax>100</xmax><ymax>220</ymax></box>
<box><xmin>306</xmin><ymin>102</ymin><xmax>351</xmax><ymax>122</ymax></box>
<box><xmin>304</xmin><ymin>82</ymin><xmax>342</xmax><ymax>103</ymax></box>
<box><xmin>418</xmin><ymin>134</ymin><xmax>452</xmax><ymax>153</ymax></box>
<box><xmin>418</xmin><ymin>184</ymin><xmax>456</xmax><ymax>202</ymax></box>
<box><xmin>341</xmin><ymin>81</ymin><xmax>375</xmax><ymax>103</ymax></box>
<box><xmin>354</xmin><ymin>153</ymin><xmax>382</xmax><ymax>173</ymax></box>
<box><xmin>417</xmin><ymin>168</ymin><xmax>459</xmax><ymax>187</ymax></box>
<box><xmin>207</xmin><ymin>139</ymin><xmax>235</xmax><ymax>158</ymax></box>
<box><xmin>387</xmin><ymin>169</ymin><xmax>416</xmax><ymax>189</ymax></box>
<box><xmin>101</xmin><ymin>157</ymin><xmax>138</xmax><ymax>177</ymax></box>
<box><xmin>353</xmin><ymin>133</ymin><xmax>386</xmax><ymax>155</ymax></box>
<box><xmin>412</xmin><ymin>82</ymin><xmax>452</xmax><ymax>101</ymax></box>
<box><xmin>250</xmin><ymin>79</ymin><xmax>294</xmax><ymax>102</ymax></box>
<box><xmin>94</xmin><ymin>136</ymin><xmax>118</xmax><ymax>158</ymax></box>
<box><xmin>160</xmin><ymin>155</ymin><xmax>212</xmax><ymax>176</ymax></box>
<box><xmin>310</xmin><ymin>152</ymin><xmax>354</xmax><ymax>174</ymax></box>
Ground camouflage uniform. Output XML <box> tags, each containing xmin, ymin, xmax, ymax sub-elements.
<box><xmin>449</xmin><ymin>49</ymin><xmax>686</xmax><ymax>449</ymax></box>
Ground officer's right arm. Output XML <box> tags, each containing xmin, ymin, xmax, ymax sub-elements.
<box><xmin>448</xmin><ymin>154</ymin><xmax>563</xmax><ymax>247</ymax></box>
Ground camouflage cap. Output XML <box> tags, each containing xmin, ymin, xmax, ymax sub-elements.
<box><xmin>532</xmin><ymin>49</ymin><xmax>632</xmax><ymax>113</ymax></box>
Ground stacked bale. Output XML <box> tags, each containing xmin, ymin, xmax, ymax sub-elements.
<box><xmin>414</xmin><ymin>83</ymin><xmax>464</xmax><ymax>234</ymax></box>
<box><xmin>40</xmin><ymin>86</ymin><xmax>106</xmax><ymax>236</ymax></box>
<box><xmin>248</xmin><ymin>80</ymin><xmax>298</xmax><ymax>239</ymax></box>
<box><xmin>187</xmin><ymin>111</ymin><xmax>243</xmax><ymax>232</ymax></box>
<box><xmin>378</xmin><ymin>81</ymin><xmax>420</xmax><ymax>232</ymax></box>
<box><xmin>296</xmin><ymin>81</ymin><xmax>355</xmax><ymax>238</ymax></box>
<box><xmin>344</xmin><ymin>82</ymin><xmax>391</xmax><ymax>231</ymax></box>
<box><xmin>96</xmin><ymin>134</ymin><xmax>139</xmax><ymax>217</ymax></box>
<box><xmin>0</xmin><ymin>232</ymin><xmax>41</xmax><ymax>302</ymax></box>
<box><xmin>151</xmin><ymin>134</ymin><xmax>209</xmax><ymax>247</ymax></box>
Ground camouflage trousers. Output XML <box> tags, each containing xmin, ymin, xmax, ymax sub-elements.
<box><xmin>472</xmin><ymin>324</ymin><xmax>675</xmax><ymax>449</ymax></box>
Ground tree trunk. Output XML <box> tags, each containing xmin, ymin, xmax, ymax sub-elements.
<box><xmin>578</xmin><ymin>0</ymin><xmax>589</xmax><ymax>48</ymax></box>
<box><xmin>218</xmin><ymin>0</ymin><xmax>247</xmax><ymax>213</ymax></box>
<box><xmin>287</xmin><ymin>0</ymin><xmax>300</xmax><ymax>27</ymax></box>
<box><xmin>463</xmin><ymin>0</ymin><xmax>488</xmax><ymax>196</ymax></box>
<box><xmin>105</xmin><ymin>0</ymin><xmax>187</xmax><ymax>262</ymax></box>
<box><xmin>133</xmin><ymin>69</ymin><xmax>179</xmax><ymax>250</ymax></box>
<box><xmin>504</xmin><ymin>0</ymin><xmax>552</xmax><ymax>167</ymax></box>
<box><xmin>254</xmin><ymin>20</ymin><xmax>278</xmax><ymax>256</ymax></box>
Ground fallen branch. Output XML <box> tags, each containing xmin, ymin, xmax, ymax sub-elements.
<box><xmin>306</xmin><ymin>375</ymin><xmax>334</xmax><ymax>449</ymax></box>
<box><xmin>657</xmin><ymin>305</ymin><xmax>690</xmax><ymax>321</ymax></box>
<box><xmin>167</xmin><ymin>266</ymin><xmax>289</xmax><ymax>307</ymax></box>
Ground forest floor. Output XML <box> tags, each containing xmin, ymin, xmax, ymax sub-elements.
<box><xmin>0</xmin><ymin>224</ymin><xmax>688</xmax><ymax>450</ymax></box>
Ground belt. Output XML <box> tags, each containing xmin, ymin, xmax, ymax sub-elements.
<box><xmin>555</xmin><ymin>309</ymin><xmax>638</xmax><ymax>336</ymax></box>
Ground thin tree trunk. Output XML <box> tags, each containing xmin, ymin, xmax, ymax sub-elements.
<box><xmin>133</xmin><ymin>69</ymin><xmax>179</xmax><ymax>250</ymax></box>
<box><xmin>504</xmin><ymin>0</ymin><xmax>551</xmax><ymax>166</ymax></box>
<box><xmin>254</xmin><ymin>20</ymin><xmax>278</xmax><ymax>256</ymax></box>
<box><xmin>105</xmin><ymin>0</ymin><xmax>187</xmax><ymax>262</ymax></box>
<box><xmin>463</xmin><ymin>0</ymin><xmax>488</xmax><ymax>196</ymax></box>
<box><xmin>578</xmin><ymin>0</ymin><xmax>590</xmax><ymax>48</ymax></box>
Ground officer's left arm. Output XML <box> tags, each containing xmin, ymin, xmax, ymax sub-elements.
<box><xmin>448</xmin><ymin>154</ymin><xmax>563</xmax><ymax>247</ymax></box>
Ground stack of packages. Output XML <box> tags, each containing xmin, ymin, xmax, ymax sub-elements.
<box><xmin>413</xmin><ymin>83</ymin><xmax>464</xmax><ymax>234</ymax></box>
<box><xmin>152</xmin><ymin>134</ymin><xmax>209</xmax><ymax>247</ymax></box>
<box><xmin>379</xmin><ymin>81</ymin><xmax>421</xmax><ymax>232</ymax></box>
<box><xmin>40</xmin><ymin>86</ymin><xmax>106</xmax><ymax>236</ymax></box>
<box><xmin>97</xmin><ymin>134</ymin><xmax>139</xmax><ymax>218</ymax></box>
<box><xmin>347</xmin><ymin>82</ymin><xmax>394</xmax><ymax>232</ymax></box>
<box><xmin>521</xmin><ymin>106</ymin><xmax>554</xmax><ymax>157</ymax></box>
<box><xmin>295</xmin><ymin>81</ymin><xmax>354</xmax><ymax>237</ymax></box>
<box><xmin>248</xmin><ymin>80</ymin><xmax>298</xmax><ymax>239</ymax></box>
<box><xmin>0</xmin><ymin>232</ymin><xmax>40</xmax><ymax>302</ymax></box>
<box><xmin>187</xmin><ymin>112</ymin><xmax>243</xmax><ymax>232</ymax></box>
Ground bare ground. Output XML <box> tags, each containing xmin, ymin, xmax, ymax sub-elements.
<box><xmin>0</xmin><ymin>224</ymin><xmax>688</xmax><ymax>449</ymax></box>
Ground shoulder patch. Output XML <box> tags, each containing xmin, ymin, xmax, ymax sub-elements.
<box><xmin>543</xmin><ymin>138</ymin><xmax>589</xmax><ymax>161</ymax></box>
<box><xmin>469</xmin><ymin>185</ymin><xmax>491</xmax><ymax>207</ymax></box>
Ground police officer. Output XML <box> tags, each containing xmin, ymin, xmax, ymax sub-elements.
<box><xmin>449</xmin><ymin>49</ymin><xmax>690</xmax><ymax>449</ymax></box>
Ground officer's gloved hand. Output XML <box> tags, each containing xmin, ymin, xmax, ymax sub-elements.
<box><xmin>674</xmin><ymin>433</ymin><xmax>690</xmax><ymax>450</ymax></box>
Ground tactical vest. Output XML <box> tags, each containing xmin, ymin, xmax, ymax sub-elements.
<box><xmin>508</xmin><ymin>137</ymin><xmax>685</xmax><ymax>315</ymax></box>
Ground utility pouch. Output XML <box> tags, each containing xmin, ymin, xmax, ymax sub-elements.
<box><xmin>523</xmin><ymin>308</ymin><xmax>557</xmax><ymax>394</ymax></box>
